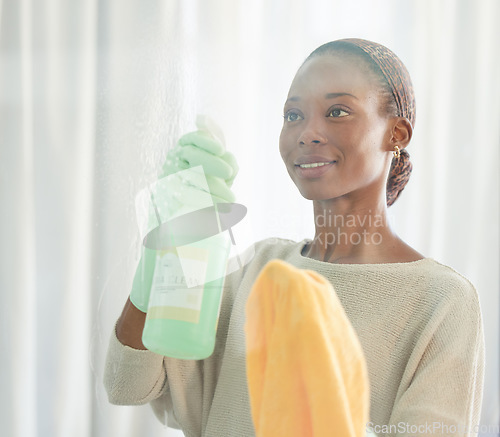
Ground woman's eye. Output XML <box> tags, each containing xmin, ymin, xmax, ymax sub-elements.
<box><xmin>284</xmin><ymin>112</ymin><xmax>303</xmax><ymax>122</ymax></box>
<box><xmin>328</xmin><ymin>108</ymin><xmax>349</xmax><ymax>118</ymax></box>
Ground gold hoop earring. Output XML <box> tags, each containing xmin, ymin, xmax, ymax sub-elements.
<box><xmin>393</xmin><ymin>145</ymin><xmax>401</xmax><ymax>159</ymax></box>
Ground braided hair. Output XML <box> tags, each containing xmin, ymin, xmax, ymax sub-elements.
<box><xmin>304</xmin><ymin>39</ymin><xmax>416</xmax><ymax>207</ymax></box>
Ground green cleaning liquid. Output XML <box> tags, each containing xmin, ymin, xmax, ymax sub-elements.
<box><xmin>141</xmin><ymin>231</ymin><xmax>231</xmax><ymax>359</ymax></box>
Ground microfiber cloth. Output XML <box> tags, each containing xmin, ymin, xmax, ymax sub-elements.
<box><xmin>245</xmin><ymin>259</ymin><xmax>370</xmax><ymax>437</ymax></box>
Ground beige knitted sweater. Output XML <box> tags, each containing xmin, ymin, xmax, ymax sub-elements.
<box><xmin>104</xmin><ymin>238</ymin><xmax>484</xmax><ymax>437</ymax></box>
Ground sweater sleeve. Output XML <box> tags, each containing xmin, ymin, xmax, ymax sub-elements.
<box><xmin>103</xmin><ymin>326</ymin><xmax>186</xmax><ymax>429</ymax></box>
<box><xmin>102</xmin><ymin>242</ymin><xmax>257</xmax><ymax>434</ymax></box>
<box><xmin>103</xmin><ymin>325</ymin><xmax>168</xmax><ymax>406</ymax></box>
<box><xmin>385</xmin><ymin>276</ymin><xmax>485</xmax><ymax>437</ymax></box>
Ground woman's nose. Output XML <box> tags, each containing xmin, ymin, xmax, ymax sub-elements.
<box><xmin>298</xmin><ymin>120</ymin><xmax>328</xmax><ymax>146</ymax></box>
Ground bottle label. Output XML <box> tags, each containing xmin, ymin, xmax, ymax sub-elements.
<box><xmin>147</xmin><ymin>246</ymin><xmax>209</xmax><ymax>324</ymax></box>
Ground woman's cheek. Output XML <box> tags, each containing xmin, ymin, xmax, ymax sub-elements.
<box><xmin>278</xmin><ymin>132</ymin><xmax>292</xmax><ymax>161</ymax></box>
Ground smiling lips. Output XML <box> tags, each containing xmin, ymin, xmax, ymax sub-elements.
<box><xmin>294</xmin><ymin>155</ymin><xmax>337</xmax><ymax>166</ymax></box>
<box><xmin>294</xmin><ymin>157</ymin><xmax>337</xmax><ymax>178</ymax></box>
<box><xmin>297</xmin><ymin>161</ymin><xmax>336</xmax><ymax>168</ymax></box>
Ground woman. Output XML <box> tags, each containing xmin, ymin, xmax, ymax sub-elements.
<box><xmin>104</xmin><ymin>39</ymin><xmax>484</xmax><ymax>436</ymax></box>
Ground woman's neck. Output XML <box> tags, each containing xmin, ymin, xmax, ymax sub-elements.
<box><xmin>304</xmin><ymin>197</ymin><xmax>402</xmax><ymax>264</ymax></box>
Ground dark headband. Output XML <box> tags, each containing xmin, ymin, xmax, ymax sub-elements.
<box><xmin>337</xmin><ymin>38</ymin><xmax>416</xmax><ymax>127</ymax></box>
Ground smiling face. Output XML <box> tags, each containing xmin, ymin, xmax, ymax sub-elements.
<box><xmin>279</xmin><ymin>54</ymin><xmax>395</xmax><ymax>203</ymax></box>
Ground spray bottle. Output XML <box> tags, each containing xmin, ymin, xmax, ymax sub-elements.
<box><xmin>136</xmin><ymin>117</ymin><xmax>241</xmax><ymax>359</ymax></box>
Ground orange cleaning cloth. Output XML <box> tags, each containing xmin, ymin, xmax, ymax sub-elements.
<box><xmin>245</xmin><ymin>259</ymin><xmax>369</xmax><ymax>437</ymax></box>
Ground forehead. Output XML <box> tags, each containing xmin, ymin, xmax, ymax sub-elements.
<box><xmin>288</xmin><ymin>54</ymin><xmax>375</xmax><ymax>99</ymax></box>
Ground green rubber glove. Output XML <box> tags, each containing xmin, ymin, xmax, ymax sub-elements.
<box><xmin>129</xmin><ymin>115</ymin><xmax>239</xmax><ymax>312</ymax></box>
<box><xmin>160</xmin><ymin>115</ymin><xmax>239</xmax><ymax>203</ymax></box>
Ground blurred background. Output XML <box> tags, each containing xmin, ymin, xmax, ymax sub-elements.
<box><xmin>1</xmin><ymin>0</ymin><xmax>498</xmax><ymax>436</ymax></box>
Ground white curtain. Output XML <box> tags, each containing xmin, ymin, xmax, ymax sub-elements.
<box><xmin>1</xmin><ymin>0</ymin><xmax>498</xmax><ymax>436</ymax></box>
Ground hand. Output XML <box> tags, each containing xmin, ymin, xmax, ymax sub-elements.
<box><xmin>159</xmin><ymin>115</ymin><xmax>239</xmax><ymax>203</ymax></box>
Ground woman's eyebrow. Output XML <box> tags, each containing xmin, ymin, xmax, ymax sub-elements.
<box><xmin>285</xmin><ymin>96</ymin><xmax>300</xmax><ymax>104</ymax></box>
<box><xmin>285</xmin><ymin>92</ymin><xmax>358</xmax><ymax>105</ymax></box>
<box><xmin>325</xmin><ymin>92</ymin><xmax>358</xmax><ymax>100</ymax></box>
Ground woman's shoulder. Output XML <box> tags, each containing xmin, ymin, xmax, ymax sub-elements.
<box><xmin>383</xmin><ymin>239</ymin><xmax>478</xmax><ymax>303</ymax></box>
<box><xmin>381</xmin><ymin>257</ymin><xmax>481</xmax><ymax>322</ymax></box>
<box><xmin>419</xmin><ymin>258</ymin><xmax>479</xmax><ymax>302</ymax></box>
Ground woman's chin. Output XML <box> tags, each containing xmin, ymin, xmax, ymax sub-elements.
<box><xmin>297</xmin><ymin>186</ymin><xmax>339</xmax><ymax>201</ymax></box>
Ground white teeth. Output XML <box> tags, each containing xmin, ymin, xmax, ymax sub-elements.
<box><xmin>298</xmin><ymin>161</ymin><xmax>333</xmax><ymax>168</ymax></box>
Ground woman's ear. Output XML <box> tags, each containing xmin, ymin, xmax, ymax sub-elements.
<box><xmin>390</xmin><ymin>117</ymin><xmax>413</xmax><ymax>149</ymax></box>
